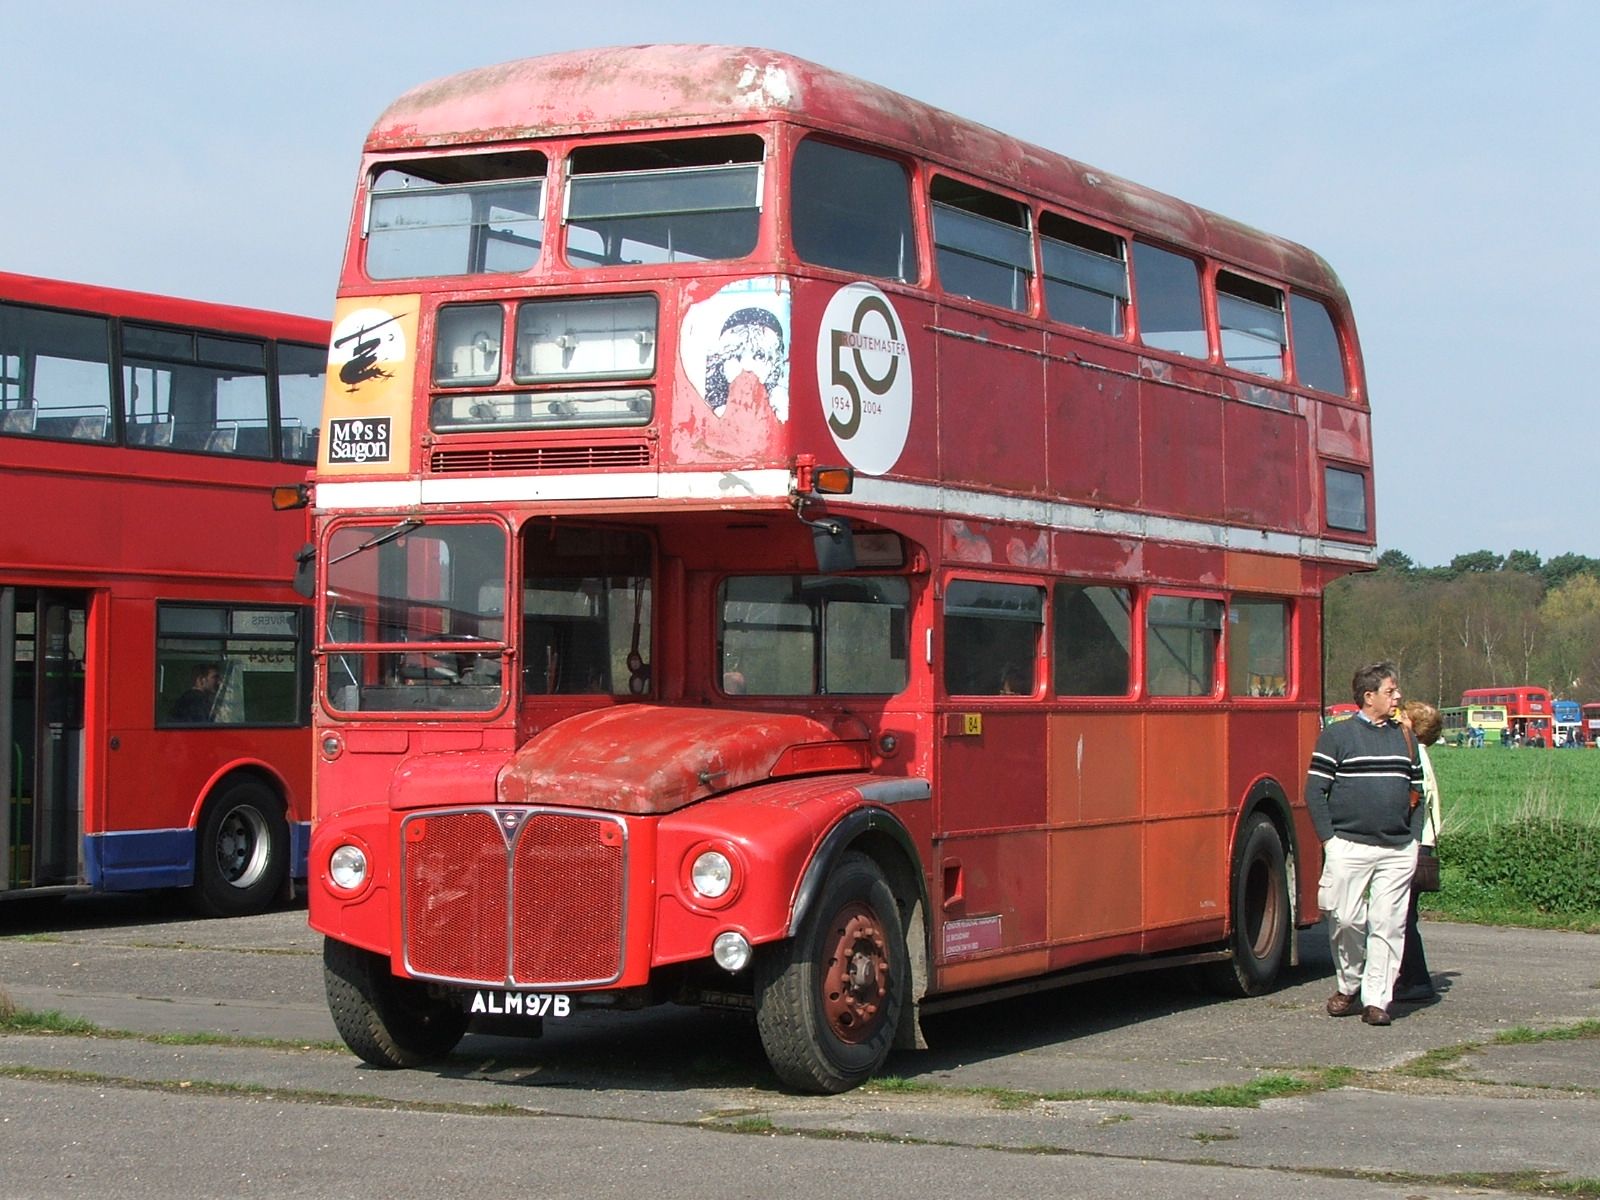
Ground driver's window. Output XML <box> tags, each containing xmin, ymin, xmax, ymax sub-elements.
<box><xmin>522</xmin><ymin>522</ymin><xmax>652</xmax><ymax>696</ymax></box>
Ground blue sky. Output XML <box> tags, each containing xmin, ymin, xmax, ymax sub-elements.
<box><xmin>3</xmin><ymin>1</ymin><xmax>1593</xmax><ymax>568</ymax></box>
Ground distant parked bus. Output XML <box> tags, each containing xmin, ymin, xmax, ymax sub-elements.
<box><xmin>1582</xmin><ymin>703</ymin><xmax>1600</xmax><ymax>748</ymax></box>
<box><xmin>1460</xmin><ymin>686</ymin><xmax>1554</xmax><ymax>748</ymax></box>
<box><xmin>1323</xmin><ymin>703</ymin><xmax>1358</xmax><ymax>724</ymax></box>
<box><xmin>1552</xmin><ymin>699</ymin><xmax>1583</xmax><ymax>747</ymax></box>
<box><xmin>1439</xmin><ymin>704</ymin><xmax>1508</xmax><ymax>747</ymax></box>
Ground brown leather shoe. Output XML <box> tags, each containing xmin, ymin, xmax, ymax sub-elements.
<box><xmin>1326</xmin><ymin>991</ymin><xmax>1361</xmax><ymax>1017</ymax></box>
<box><xmin>1361</xmin><ymin>1005</ymin><xmax>1392</xmax><ymax>1026</ymax></box>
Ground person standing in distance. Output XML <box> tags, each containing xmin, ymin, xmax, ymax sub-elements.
<box><xmin>1306</xmin><ymin>661</ymin><xmax>1425</xmax><ymax>1026</ymax></box>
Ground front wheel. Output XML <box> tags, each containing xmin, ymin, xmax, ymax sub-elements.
<box><xmin>188</xmin><ymin>778</ymin><xmax>288</xmax><ymax>917</ymax></box>
<box><xmin>754</xmin><ymin>851</ymin><xmax>908</xmax><ymax>1094</ymax></box>
<box><xmin>1205</xmin><ymin>811</ymin><xmax>1291</xmax><ymax>997</ymax></box>
<box><xmin>323</xmin><ymin>938</ymin><xmax>468</xmax><ymax>1068</ymax></box>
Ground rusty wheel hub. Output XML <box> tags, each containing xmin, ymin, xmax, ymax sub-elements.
<box><xmin>821</xmin><ymin>901</ymin><xmax>890</xmax><ymax>1044</ymax></box>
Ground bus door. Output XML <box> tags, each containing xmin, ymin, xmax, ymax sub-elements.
<box><xmin>1</xmin><ymin>587</ymin><xmax>88</xmax><ymax>890</ymax></box>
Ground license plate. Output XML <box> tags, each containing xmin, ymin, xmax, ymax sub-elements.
<box><xmin>468</xmin><ymin>990</ymin><xmax>571</xmax><ymax>1018</ymax></box>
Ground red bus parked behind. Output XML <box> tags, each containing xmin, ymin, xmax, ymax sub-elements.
<box><xmin>304</xmin><ymin>46</ymin><xmax>1377</xmax><ymax>1091</ymax></box>
<box><xmin>1460</xmin><ymin>686</ymin><xmax>1554</xmax><ymax>747</ymax></box>
<box><xmin>1</xmin><ymin>272</ymin><xmax>326</xmax><ymax>914</ymax></box>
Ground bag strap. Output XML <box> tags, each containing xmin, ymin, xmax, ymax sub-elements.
<box><xmin>1402</xmin><ymin>726</ymin><xmax>1421</xmax><ymax>810</ymax></box>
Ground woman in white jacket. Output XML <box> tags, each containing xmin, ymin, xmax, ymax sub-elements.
<box><xmin>1396</xmin><ymin>700</ymin><xmax>1444</xmax><ymax>1002</ymax></box>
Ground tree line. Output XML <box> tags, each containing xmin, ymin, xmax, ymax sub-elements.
<box><xmin>1323</xmin><ymin>550</ymin><xmax>1600</xmax><ymax>707</ymax></box>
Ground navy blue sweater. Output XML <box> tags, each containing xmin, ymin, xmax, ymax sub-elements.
<box><xmin>1305</xmin><ymin>714</ymin><xmax>1425</xmax><ymax>847</ymax></box>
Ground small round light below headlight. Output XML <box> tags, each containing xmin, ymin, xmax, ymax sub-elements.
<box><xmin>690</xmin><ymin>850</ymin><xmax>733</xmax><ymax>899</ymax></box>
<box><xmin>712</xmin><ymin>931</ymin><xmax>752</xmax><ymax>973</ymax></box>
<box><xmin>329</xmin><ymin>844</ymin><xmax>368</xmax><ymax>891</ymax></box>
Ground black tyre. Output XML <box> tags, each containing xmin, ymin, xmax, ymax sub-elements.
<box><xmin>754</xmin><ymin>851</ymin><xmax>908</xmax><ymax>1093</ymax></box>
<box><xmin>1205</xmin><ymin>811</ymin><xmax>1291</xmax><ymax>997</ymax></box>
<box><xmin>323</xmin><ymin>937</ymin><xmax>468</xmax><ymax>1068</ymax></box>
<box><xmin>188</xmin><ymin>778</ymin><xmax>288</xmax><ymax>917</ymax></box>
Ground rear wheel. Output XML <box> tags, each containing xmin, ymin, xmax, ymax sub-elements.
<box><xmin>188</xmin><ymin>778</ymin><xmax>288</xmax><ymax>917</ymax></box>
<box><xmin>323</xmin><ymin>937</ymin><xmax>468</xmax><ymax>1068</ymax></box>
<box><xmin>1205</xmin><ymin>811</ymin><xmax>1290</xmax><ymax>997</ymax></box>
<box><xmin>755</xmin><ymin>852</ymin><xmax>907</xmax><ymax>1093</ymax></box>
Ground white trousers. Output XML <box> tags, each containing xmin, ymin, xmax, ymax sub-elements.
<box><xmin>1318</xmin><ymin>835</ymin><xmax>1418</xmax><ymax>1009</ymax></box>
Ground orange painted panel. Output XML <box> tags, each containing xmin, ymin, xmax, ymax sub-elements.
<box><xmin>1046</xmin><ymin>713</ymin><xmax>1142</xmax><ymax>825</ymax></box>
<box><xmin>1143</xmin><ymin>813</ymin><xmax>1227</xmax><ymax>929</ymax></box>
<box><xmin>1225</xmin><ymin>550</ymin><xmax>1302</xmax><ymax>595</ymax></box>
<box><xmin>1047</xmin><ymin>824</ymin><xmax>1142</xmax><ymax>942</ymax></box>
<box><xmin>935</xmin><ymin>829</ymin><xmax>1049</xmax><ymax>960</ymax></box>
<box><xmin>1143</xmin><ymin>713</ymin><xmax>1226</xmax><ymax>817</ymax></box>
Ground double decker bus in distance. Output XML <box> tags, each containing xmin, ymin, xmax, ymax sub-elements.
<box><xmin>1439</xmin><ymin>704</ymin><xmax>1507</xmax><ymax>747</ymax></box>
<box><xmin>1461</xmin><ymin>686</ymin><xmax>1554</xmax><ymax>747</ymax></box>
<box><xmin>1552</xmin><ymin>699</ymin><xmax>1583</xmax><ymax>747</ymax></box>
<box><xmin>2</xmin><ymin>272</ymin><xmax>326</xmax><ymax>914</ymax></box>
<box><xmin>305</xmin><ymin>46</ymin><xmax>1377</xmax><ymax>1091</ymax></box>
<box><xmin>1583</xmin><ymin>703</ymin><xmax>1600</xmax><ymax>748</ymax></box>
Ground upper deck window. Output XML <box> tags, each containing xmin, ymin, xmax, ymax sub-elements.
<box><xmin>1290</xmin><ymin>293</ymin><xmax>1348</xmax><ymax>396</ymax></box>
<box><xmin>931</xmin><ymin>178</ymin><xmax>1032</xmax><ymax>313</ymax></box>
<box><xmin>1040</xmin><ymin>214</ymin><xmax>1128</xmax><ymax>336</ymax></box>
<box><xmin>276</xmin><ymin>342</ymin><xmax>325</xmax><ymax>463</ymax></box>
<box><xmin>123</xmin><ymin>325</ymin><xmax>271</xmax><ymax>456</ymax></box>
<box><xmin>564</xmin><ymin>136</ymin><xmax>762</xmax><ymax>268</ymax></box>
<box><xmin>0</xmin><ymin>301</ymin><xmax>113</xmax><ymax>443</ymax></box>
<box><xmin>366</xmin><ymin>152</ymin><xmax>546</xmax><ymax>281</ymax></box>
<box><xmin>1216</xmin><ymin>271</ymin><xmax>1286</xmax><ymax>380</ymax></box>
<box><xmin>791</xmin><ymin>139</ymin><xmax>917</xmax><ymax>283</ymax></box>
<box><xmin>1132</xmin><ymin>241</ymin><xmax>1206</xmax><ymax>359</ymax></box>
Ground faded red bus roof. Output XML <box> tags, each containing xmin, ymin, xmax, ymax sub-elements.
<box><xmin>369</xmin><ymin>44</ymin><xmax>1347</xmax><ymax>300</ymax></box>
<box><xmin>0</xmin><ymin>270</ymin><xmax>328</xmax><ymax>345</ymax></box>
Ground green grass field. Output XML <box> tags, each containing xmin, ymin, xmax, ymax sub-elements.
<box><xmin>1428</xmin><ymin>744</ymin><xmax>1600</xmax><ymax>831</ymax></box>
<box><xmin>1424</xmin><ymin>745</ymin><xmax>1600</xmax><ymax>930</ymax></box>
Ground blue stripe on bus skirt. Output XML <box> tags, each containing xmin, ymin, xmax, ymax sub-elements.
<box><xmin>85</xmin><ymin>823</ymin><xmax>311</xmax><ymax>891</ymax></box>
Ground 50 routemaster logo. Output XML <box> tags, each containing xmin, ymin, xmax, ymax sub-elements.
<box><xmin>816</xmin><ymin>282</ymin><xmax>912</xmax><ymax>474</ymax></box>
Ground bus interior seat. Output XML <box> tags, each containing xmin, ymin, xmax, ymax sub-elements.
<box><xmin>203</xmin><ymin>426</ymin><xmax>239</xmax><ymax>453</ymax></box>
<box><xmin>234</xmin><ymin>425</ymin><xmax>271</xmax><ymax>457</ymax></box>
<box><xmin>127</xmin><ymin>419</ymin><xmax>176</xmax><ymax>446</ymax></box>
<box><xmin>1</xmin><ymin>404</ymin><xmax>38</xmax><ymax>433</ymax></box>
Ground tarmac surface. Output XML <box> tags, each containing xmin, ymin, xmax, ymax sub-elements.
<box><xmin>2</xmin><ymin>894</ymin><xmax>1597</xmax><ymax>1198</ymax></box>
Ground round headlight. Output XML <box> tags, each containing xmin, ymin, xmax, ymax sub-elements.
<box><xmin>328</xmin><ymin>844</ymin><xmax>368</xmax><ymax>891</ymax></box>
<box><xmin>691</xmin><ymin>850</ymin><xmax>733</xmax><ymax>899</ymax></box>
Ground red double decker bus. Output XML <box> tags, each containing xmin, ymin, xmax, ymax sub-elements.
<box><xmin>1460</xmin><ymin>685</ymin><xmax>1554</xmax><ymax>747</ymax></box>
<box><xmin>305</xmin><ymin>46</ymin><xmax>1376</xmax><ymax>1091</ymax></box>
<box><xmin>2</xmin><ymin>272</ymin><xmax>326</xmax><ymax>914</ymax></box>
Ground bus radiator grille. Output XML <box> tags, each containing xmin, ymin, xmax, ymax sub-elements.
<box><xmin>402</xmin><ymin>810</ymin><xmax>511</xmax><ymax>984</ymax></box>
<box><xmin>400</xmin><ymin>808</ymin><xmax>625</xmax><ymax>987</ymax></box>
<box><xmin>510</xmin><ymin>812</ymin><xmax>625</xmax><ymax>987</ymax></box>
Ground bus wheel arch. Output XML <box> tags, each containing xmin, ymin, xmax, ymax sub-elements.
<box><xmin>755</xmin><ymin>848</ymin><xmax>912</xmax><ymax>1093</ymax></box>
<box><xmin>187</xmin><ymin>770</ymin><xmax>289</xmax><ymax>917</ymax></box>
<box><xmin>1204</xmin><ymin>786</ymin><xmax>1292</xmax><ymax>998</ymax></box>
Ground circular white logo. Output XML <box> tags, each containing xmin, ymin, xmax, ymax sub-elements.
<box><xmin>815</xmin><ymin>283</ymin><xmax>912</xmax><ymax>474</ymax></box>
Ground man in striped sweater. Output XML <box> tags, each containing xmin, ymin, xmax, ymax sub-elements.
<box><xmin>1306</xmin><ymin>661</ymin><xmax>1425</xmax><ymax>1026</ymax></box>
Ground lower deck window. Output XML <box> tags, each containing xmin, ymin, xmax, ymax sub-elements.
<box><xmin>1145</xmin><ymin>595</ymin><xmax>1223</xmax><ymax>697</ymax></box>
<box><xmin>944</xmin><ymin>580</ymin><xmax>1043</xmax><ymax>696</ymax></box>
<box><xmin>720</xmin><ymin>576</ymin><xmax>909</xmax><ymax>696</ymax></box>
<box><xmin>157</xmin><ymin>603</ymin><xmax>304</xmax><ymax>726</ymax></box>
<box><xmin>1229</xmin><ymin>598</ymin><xmax>1290</xmax><ymax>697</ymax></box>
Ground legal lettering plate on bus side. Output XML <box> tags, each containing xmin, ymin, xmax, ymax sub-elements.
<box><xmin>469</xmin><ymin>990</ymin><xmax>571</xmax><ymax>1018</ymax></box>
